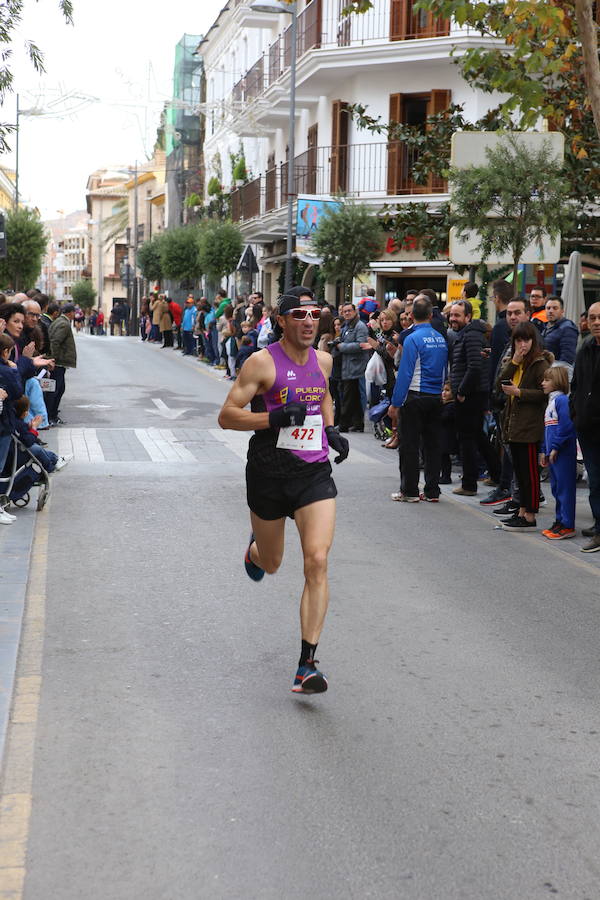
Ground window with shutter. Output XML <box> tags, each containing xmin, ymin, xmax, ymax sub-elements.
<box><xmin>387</xmin><ymin>93</ymin><xmax>402</xmax><ymax>194</ymax></box>
<box><xmin>307</xmin><ymin>124</ymin><xmax>318</xmax><ymax>194</ymax></box>
<box><xmin>387</xmin><ymin>90</ymin><xmax>451</xmax><ymax>195</ymax></box>
<box><xmin>330</xmin><ymin>101</ymin><xmax>349</xmax><ymax>193</ymax></box>
<box><xmin>266</xmin><ymin>152</ymin><xmax>277</xmax><ymax>211</ymax></box>
<box><xmin>427</xmin><ymin>90</ymin><xmax>451</xmax><ymax>191</ymax></box>
<box><xmin>390</xmin><ymin>0</ymin><xmax>448</xmax><ymax>39</ymax></box>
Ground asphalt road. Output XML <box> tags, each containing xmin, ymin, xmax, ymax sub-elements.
<box><xmin>5</xmin><ymin>334</ymin><xmax>600</xmax><ymax>900</ymax></box>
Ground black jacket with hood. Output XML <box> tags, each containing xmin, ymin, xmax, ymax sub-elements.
<box><xmin>569</xmin><ymin>335</ymin><xmax>600</xmax><ymax>436</ymax></box>
<box><xmin>450</xmin><ymin>319</ymin><xmax>490</xmax><ymax>398</ymax></box>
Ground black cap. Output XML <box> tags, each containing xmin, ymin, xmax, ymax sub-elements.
<box><xmin>277</xmin><ymin>286</ymin><xmax>316</xmax><ymax>315</ymax></box>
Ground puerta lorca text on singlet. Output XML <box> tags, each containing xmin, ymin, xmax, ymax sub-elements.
<box><xmin>248</xmin><ymin>342</ymin><xmax>331</xmax><ymax>477</ymax></box>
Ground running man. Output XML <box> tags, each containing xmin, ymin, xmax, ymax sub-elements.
<box><xmin>218</xmin><ymin>289</ymin><xmax>349</xmax><ymax>694</ymax></box>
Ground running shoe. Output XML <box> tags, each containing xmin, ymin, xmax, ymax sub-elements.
<box><xmin>291</xmin><ymin>659</ymin><xmax>328</xmax><ymax>694</ymax></box>
<box><xmin>544</xmin><ymin>525</ymin><xmax>576</xmax><ymax>540</ymax></box>
<box><xmin>479</xmin><ymin>488</ymin><xmax>511</xmax><ymax>506</ymax></box>
<box><xmin>581</xmin><ymin>535</ymin><xmax>600</xmax><ymax>553</ymax></box>
<box><xmin>501</xmin><ymin>515</ymin><xmax>536</xmax><ymax>530</ymax></box>
<box><xmin>492</xmin><ymin>501</ymin><xmax>519</xmax><ymax>517</ymax></box>
<box><xmin>390</xmin><ymin>492</ymin><xmax>419</xmax><ymax>502</ymax></box>
<box><xmin>419</xmin><ymin>493</ymin><xmax>439</xmax><ymax>502</ymax></box>
<box><xmin>244</xmin><ymin>534</ymin><xmax>265</xmax><ymax>582</ymax></box>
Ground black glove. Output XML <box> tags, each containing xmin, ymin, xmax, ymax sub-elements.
<box><xmin>325</xmin><ymin>426</ymin><xmax>349</xmax><ymax>464</ymax></box>
<box><xmin>269</xmin><ymin>402</ymin><xmax>307</xmax><ymax>429</ymax></box>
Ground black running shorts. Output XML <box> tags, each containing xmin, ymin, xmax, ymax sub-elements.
<box><xmin>246</xmin><ymin>461</ymin><xmax>337</xmax><ymax>520</ymax></box>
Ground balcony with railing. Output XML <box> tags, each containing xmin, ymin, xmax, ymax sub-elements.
<box><xmin>230</xmin><ymin>141</ymin><xmax>447</xmax><ymax>225</ymax></box>
<box><xmin>229</xmin><ymin>0</ymin><xmax>450</xmax><ymax>106</ymax></box>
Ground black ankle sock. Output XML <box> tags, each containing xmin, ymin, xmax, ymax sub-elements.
<box><xmin>299</xmin><ymin>640</ymin><xmax>318</xmax><ymax>667</ymax></box>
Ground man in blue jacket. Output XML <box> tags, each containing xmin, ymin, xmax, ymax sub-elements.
<box><xmin>543</xmin><ymin>296</ymin><xmax>578</xmax><ymax>374</ymax></box>
<box><xmin>181</xmin><ymin>296</ymin><xmax>197</xmax><ymax>356</ymax></box>
<box><xmin>389</xmin><ymin>295</ymin><xmax>448</xmax><ymax>502</ymax></box>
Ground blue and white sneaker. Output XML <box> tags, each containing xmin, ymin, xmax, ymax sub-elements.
<box><xmin>244</xmin><ymin>533</ymin><xmax>265</xmax><ymax>582</ymax></box>
<box><xmin>291</xmin><ymin>659</ymin><xmax>328</xmax><ymax>694</ymax></box>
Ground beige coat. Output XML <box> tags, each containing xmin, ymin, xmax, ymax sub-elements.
<box><xmin>156</xmin><ymin>300</ymin><xmax>172</xmax><ymax>333</ymax></box>
<box><xmin>150</xmin><ymin>298</ymin><xmax>163</xmax><ymax>326</ymax></box>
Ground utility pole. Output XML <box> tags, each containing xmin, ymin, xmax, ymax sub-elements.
<box><xmin>14</xmin><ymin>94</ymin><xmax>19</xmax><ymax>210</ymax></box>
<box><xmin>132</xmin><ymin>161</ymin><xmax>139</xmax><ymax>336</ymax></box>
<box><xmin>97</xmin><ymin>207</ymin><xmax>103</xmax><ymax>311</ymax></box>
<box><xmin>284</xmin><ymin>2</ymin><xmax>297</xmax><ymax>293</ymax></box>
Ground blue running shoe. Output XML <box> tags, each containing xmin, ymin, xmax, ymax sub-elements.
<box><xmin>244</xmin><ymin>534</ymin><xmax>265</xmax><ymax>582</ymax></box>
<box><xmin>291</xmin><ymin>659</ymin><xmax>328</xmax><ymax>694</ymax></box>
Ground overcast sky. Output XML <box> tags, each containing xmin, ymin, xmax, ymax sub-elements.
<box><xmin>0</xmin><ymin>0</ymin><xmax>224</xmax><ymax>219</ymax></box>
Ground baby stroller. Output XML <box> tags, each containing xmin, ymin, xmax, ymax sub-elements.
<box><xmin>0</xmin><ymin>434</ymin><xmax>51</xmax><ymax>513</ymax></box>
<box><xmin>368</xmin><ymin>391</ymin><xmax>391</xmax><ymax>442</ymax></box>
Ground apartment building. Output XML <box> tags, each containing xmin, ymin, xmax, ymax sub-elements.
<box><xmin>86</xmin><ymin>170</ymin><xmax>129</xmax><ymax>317</ymax></box>
<box><xmin>0</xmin><ymin>167</ymin><xmax>16</xmax><ymax>214</ymax></box>
<box><xmin>125</xmin><ymin>152</ymin><xmax>167</xmax><ymax>256</ymax></box>
<box><xmin>165</xmin><ymin>34</ymin><xmax>204</xmax><ymax>229</ymax></box>
<box><xmin>40</xmin><ymin>210</ymin><xmax>89</xmax><ymax>299</ymax></box>
<box><xmin>59</xmin><ymin>229</ymin><xmax>89</xmax><ymax>300</ymax></box>
<box><xmin>199</xmin><ymin>0</ymin><xmax>504</xmax><ymax>303</ymax></box>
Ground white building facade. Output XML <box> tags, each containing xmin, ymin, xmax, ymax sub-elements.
<box><xmin>86</xmin><ymin>170</ymin><xmax>129</xmax><ymax>317</ymax></box>
<box><xmin>199</xmin><ymin>0</ymin><xmax>505</xmax><ymax>304</ymax></box>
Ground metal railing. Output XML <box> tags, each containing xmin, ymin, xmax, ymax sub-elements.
<box><xmin>230</xmin><ymin>1</ymin><xmax>449</xmax><ymax>107</ymax></box>
<box><xmin>231</xmin><ymin>142</ymin><xmax>447</xmax><ymax>223</ymax></box>
<box><xmin>231</xmin><ymin>176</ymin><xmax>262</xmax><ymax>222</ymax></box>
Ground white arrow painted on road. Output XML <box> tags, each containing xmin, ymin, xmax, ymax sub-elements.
<box><xmin>145</xmin><ymin>398</ymin><xmax>191</xmax><ymax>420</ymax></box>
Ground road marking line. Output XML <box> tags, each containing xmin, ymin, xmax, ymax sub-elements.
<box><xmin>0</xmin><ymin>505</ymin><xmax>49</xmax><ymax>899</ymax></box>
<box><xmin>209</xmin><ymin>428</ymin><xmax>249</xmax><ymax>461</ymax></box>
<box><xmin>134</xmin><ymin>428</ymin><xmax>167</xmax><ymax>462</ymax></box>
<box><xmin>68</xmin><ymin>428</ymin><xmax>89</xmax><ymax>462</ymax></box>
<box><xmin>156</xmin><ymin>429</ymin><xmax>196</xmax><ymax>462</ymax></box>
<box><xmin>146</xmin><ymin>428</ymin><xmax>183</xmax><ymax>462</ymax></box>
<box><xmin>57</xmin><ymin>428</ymin><xmax>73</xmax><ymax>459</ymax></box>
<box><xmin>82</xmin><ymin>429</ymin><xmax>104</xmax><ymax>463</ymax></box>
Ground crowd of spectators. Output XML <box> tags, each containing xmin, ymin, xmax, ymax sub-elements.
<box><xmin>137</xmin><ymin>280</ymin><xmax>598</xmax><ymax>553</ymax></box>
<box><xmin>0</xmin><ymin>289</ymin><xmax>74</xmax><ymax>525</ymax></box>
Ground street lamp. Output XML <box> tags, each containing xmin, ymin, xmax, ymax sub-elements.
<box><xmin>250</xmin><ymin>0</ymin><xmax>297</xmax><ymax>292</ymax></box>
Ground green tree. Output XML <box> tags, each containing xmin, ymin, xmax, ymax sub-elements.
<box><xmin>0</xmin><ymin>207</ymin><xmax>47</xmax><ymax>290</ymax></box>
<box><xmin>198</xmin><ymin>221</ymin><xmax>243</xmax><ymax>282</ymax></box>
<box><xmin>70</xmin><ymin>279</ymin><xmax>96</xmax><ymax>309</ymax></box>
<box><xmin>449</xmin><ymin>136</ymin><xmax>571</xmax><ymax>285</ymax></box>
<box><xmin>0</xmin><ymin>1</ymin><xmax>73</xmax><ymax>151</ymax></box>
<box><xmin>102</xmin><ymin>195</ymin><xmax>128</xmax><ymax>248</ymax></box>
<box><xmin>312</xmin><ymin>202</ymin><xmax>385</xmax><ymax>301</ymax></box>
<box><xmin>159</xmin><ymin>226</ymin><xmax>203</xmax><ymax>282</ymax></box>
<box><xmin>137</xmin><ymin>235</ymin><xmax>164</xmax><ymax>282</ymax></box>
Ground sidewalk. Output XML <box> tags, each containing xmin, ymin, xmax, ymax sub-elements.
<box><xmin>0</xmin><ymin>506</ymin><xmax>37</xmax><ymax>764</ymax></box>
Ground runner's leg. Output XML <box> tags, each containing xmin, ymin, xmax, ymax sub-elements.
<box><xmin>294</xmin><ymin>498</ymin><xmax>336</xmax><ymax>644</ymax></box>
<box><xmin>249</xmin><ymin>512</ymin><xmax>286</xmax><ymax>574</ymax></box>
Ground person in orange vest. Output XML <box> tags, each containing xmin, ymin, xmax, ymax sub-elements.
<box><xmin>530</xmin><ymin>286</ymin><xmax>548</xmax><ymax>333</ymax></box>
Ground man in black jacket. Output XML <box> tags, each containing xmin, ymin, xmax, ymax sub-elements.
<box><xmin>570</xmin><ymin>301</ymin><xmax>600</xmax><ymax>551</ymax></box>
<box><xmin>489</xmin><ymin>279</ymin><xmax>512</xmax><ymax>387</ymax></box>
<box><xmin>449</xmin><ymin>299</ymin><xmax>500</xmax><ymax>495</ymax></box>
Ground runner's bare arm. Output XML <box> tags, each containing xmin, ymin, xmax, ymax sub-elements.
<box><xmin>316</xmin><ymin>350</ymin><xmax>334</xmax><ymax>428</ymax></box>
<box><xmin>218</xmin><ymin>349</ymin><xmax>274</xmax><ymax>431</ymax></box>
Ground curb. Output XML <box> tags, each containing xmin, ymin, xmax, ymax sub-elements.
<box><xmin>0</xmin><ymin>507</ymin><xmax>37</xmax><ymax>765</ymax></box>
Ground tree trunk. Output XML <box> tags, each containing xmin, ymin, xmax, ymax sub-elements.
<box><xmin>512</xmin><ymin>259</ymin><xmax>519</xmax><ymax>293</ymax></box>
<box><xmin>575</xmin><ymin>0</ymin><xmax>600</xmax><ymax>141</ymax></box>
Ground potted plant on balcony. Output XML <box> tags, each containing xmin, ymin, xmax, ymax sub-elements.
<box><xmin>207</xmin><ymin>176</ymin><xmax>223</xmax><ymax>197</ymax></box>
<box><xmin>232</xmin><ymin>156</ymin><xmax>248</xmax><ymax>188</ymax></box>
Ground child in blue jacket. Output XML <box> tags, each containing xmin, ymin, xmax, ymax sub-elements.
<box><xmin>541</xmin><ymin>365</ymin><xmax>577</xmax><ymax>539</ymax></box>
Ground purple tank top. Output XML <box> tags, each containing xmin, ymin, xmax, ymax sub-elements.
<box><xmin>262</xmin><ymin>342</ymin><xmax>330</xmax><ymax>464</ymax></box>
